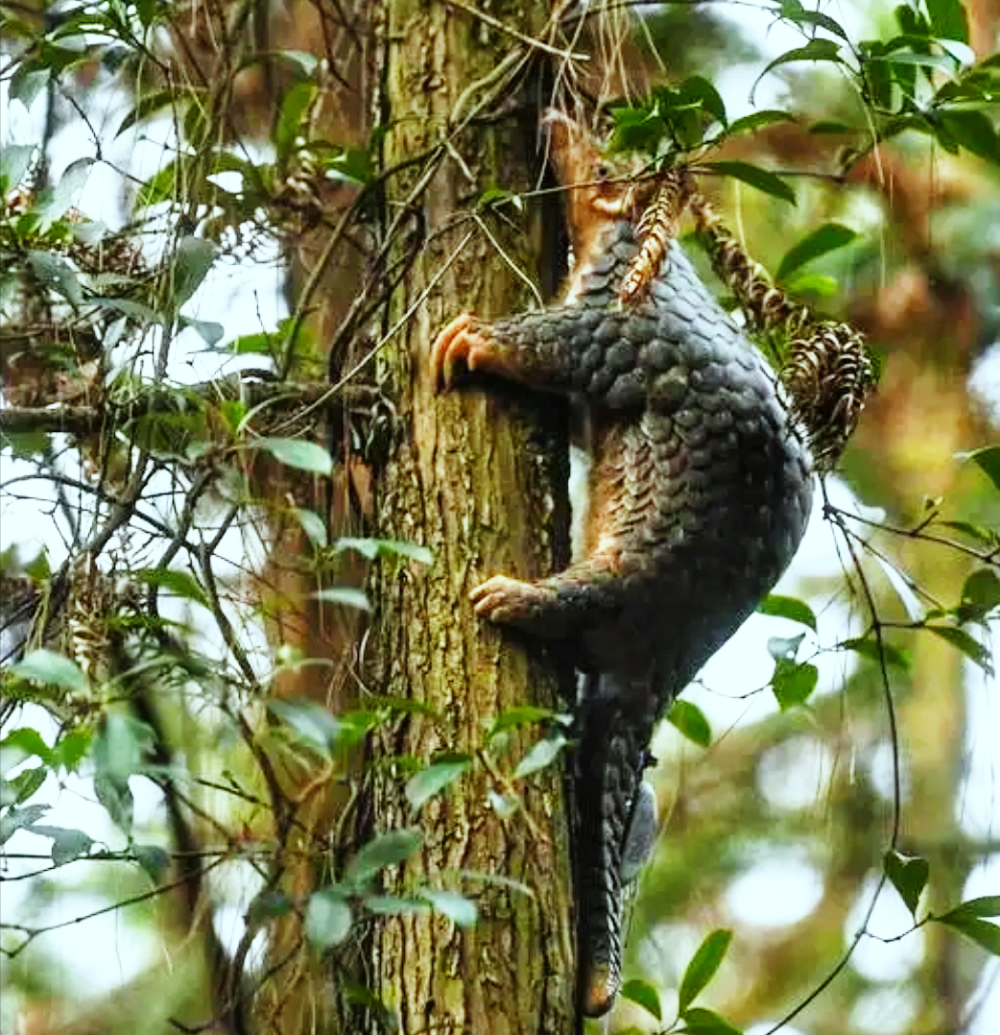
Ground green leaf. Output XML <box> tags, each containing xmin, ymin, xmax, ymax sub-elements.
<box><xmin>703</xmin><ymin>161</ymin><xmax>796</xmax><ymax>205</ymax></box>
<box><xmin>346</xmin><ymin>828</ymin><xmax>423</xmax><ymax>884</ymax></box>
<box><xmin>405</xmin><ymin>759</ymin><xmax>470</xmax><ymax>811</ymax></box>
<box><xmin>335</xmin><ymin>537</ymin><xmax>434</xmax><ymax>565</ymax></box>
<box><xmin>326</xmin><ymin>148</ymin><xmax>374</xmax><ymax>186</ymax></box>
<box><xmin>884</xmin><ymin>849</ymin><xmax>929</xmax><ymax>917</ymax></box>
<box><xmin>7</xmin><ymin>766</ymin><xmax>47</xmax><ymax>805</ymax></box>
<box><xmin>777</xmin><ymin>0</ymin><xmax>849</xmax><ymax>41</ymax></box>
<box><xmin>11</xmin><ymin>650</ymin><xmax>88</xmax><ymax>693</ymax></box>
<box><xmin>667</xmin><ymin>700</ymin><xmax>712</xmax><ymax>748</ymax></box>
<box><xmin>132</xmin><ymin>843</ymin><xmax>170</xmax><ymax>882</ymax></box>
<box><xmin>960</xmin><ymin>445</ymin><xmax>1000</xmax><ymax>491</ymax></box>
<box><xmin>134</xmin><ymin>568</ymin><xmax>210</xmax><ymax>609</ymax></box>
<box><xmin>261</xmin><ymin>437</ymin><xmax>334</xmax><ymax>476</ymax></box>
<box><xmin>94</xmin><ymin>713</ymin><xmax>152</xmax><ymax>788</ymax></box>
<box><xmin>679</xmin><ymin>1006</ymin><xmax>743</xmax><ymax>1035</ymax></box>
<box><xmin>488</xmin><ymin>706</ymin><xmax>559</xmax><ymax>737</ymax></box>
<box><xmin>0</xmin><ymin>728</ymin><xmax>53</xmax><ymax>772</ymax></box>
<box><xmin>939</xmin><ymin>895</ymin><xmax>1000</xmax><ymax>920</ymax></box>
<box><xmin>0</xmin><ymin>804</ymin><xmax>49</xmax><ymax>845</ymax></box>
<box><xmin>421</xmin><ymin>889</ymin><xmax>478</xmax><ymax>927</ymax></box>
<box><xmin>178</xmin><ymin>315</ymin><xmax>225</xmax><ymax>346</ymax></box>
<box><xmin>51</xmin><ymin>729</ymin><xmax>91</xmax><ymax>772</ymax></box>
<box><xmin>753</xmin><ymin>39</ymin><xmax>843</xmax><ymax>102</ymax></box>
<box><xmin>926</xmin><ymin>625</ymin><xmax>993</xmax><ymax>674</ymax></box>
<box><xmin>25</xmin><ymin>251</ymin><xmax>83</xmax><ymax>307</ymax></box>
<box><xmin>771</xmin><ymin>660</ymin><xmax>818</xmax><ymax>710</ymax></box>
<box><xmin>305</xmin><ymin>888</ymin><xmax>353</xmax><ymax>949</ymax></box>
<box><xmin>246</xmin><ymin>889</ymin><xmax>294</xmax><ymax>927</ymax></box>
<box><xmin>170</xmin><ymin>236</ymin><xmax>217</xmax><ymax>309</ymax></box>
<box><xmin>363</xmin><ymin>895</ymin><xmax>429</xmax><ymax>915</ymax></box>
<box><xmin>620</xmin><ymin>978</ymin><xmax>661</xmax><ymax>1021</ymax></box>
<box><xmin>295</xmin><ymin>507</ymin><xmax>327</xmax><ymax>549</ymax></box>
<box><xmin>679</xmin><ymin>74</ymin><xmax>728</xmax><ymax>127</ymax></box>
<box><xmin>840</xmin><ymin>635</ymin><xmax>910</xmax><ymax>670</ymax></box>
<box><xmin>935</xmin><ymin>897</ymin><xmax>1000</xmax><ymax>955</ymax></box>
<box><xmin>275</xmin><ymin>81</ymin><xmax>315</xmax><ymax>163</ymax></box>
<box><xmin>937</xmin><ymin>110</ymin><xmax>1000</xmax><ymax>163</ymax></box>
<box><xmin>925</xmin><ymin>0</ymin><xmax>969</xmax><ymax>44</ymax></box>
<box><xmin>678</xmin><ymin>929</ymin><xmax>733</xmax><ymax>1013</ymax></box>
<box><xmin>0</xmin><ymin>143</ymin><xmax>34</xmax><ymax>194</ymax></box>
<box><xmin>776</xmin><ymin>223</ymin><xmax>859</xmax><ymax>283</ymax></box>
<box><xmin>721</xmin><ymin>110</ymin><xmax>796</xmax><ymax>139</ymax></box>
<box><xmin>93</xmin><ymin>771</ymin><xmax>134</xmax><ymax>833</ymax></box>
<box><xmin>958</xmin><ymin>568</ymin><xmax>1000</xmax><ymax>624</ymax></box>
<box><xmin>767</xmin><ymin>633</ymin><xmax>805</xmax><ymax>661</ymax></box>
<box><xmin>38</xmin><ymin>158</ymin><xmax>94</xmax><ymax>227</ymax></box>
<box><xmin>313</xmin><ymin>587</ymin><xmax>371</xmax><ymax>611</ymax></box>
<box><xmin>48</xmin><ymin>827</ymin><xmax>94</xmax><ymax>866</ymax></box>
<box><xmin>116</xmin><ymin>89</ymin><xmax>179</xmax><ymax>137</ymax></box>
<box><xmin>758</xmin><ymin>594</ymin><xmax>817</xmax><ymax>631</ymax></box>
<box><xmin>268</xmin><ymin>699</ymin><xmax>347</xmax><ymax>757</ymax></box>
<box><xmin>513</xmin><ymin>734</ymin><xmax>567</xmax><ymax>779</ymax></box>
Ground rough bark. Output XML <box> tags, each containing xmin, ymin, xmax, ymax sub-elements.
<box><xmin>368</xmin><ymin>2</ymin><xmax>575</xmax><ymax>1033</ymax></box>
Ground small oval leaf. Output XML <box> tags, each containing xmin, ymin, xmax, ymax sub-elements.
<box><xmin>405</xmin><ymin>759</ymin><xmax>470</xmax><ymax>812</ymax></box>
<box><xmin>12</xmin><ymin>650</ymin><xmax>88</xmax><ymax>694</ymax></box>
<box><xmin>620</xmin><ymin>978</ymin><xmax>661</xmax><ymax>1020</ymax></box>
<box><xmin>667</xmin><ymin>700</ymin><xmax>711</xmax><ymax>748</ymax></box>
<box><xmin>305</xmin><ymin>888</ymin><xmax>353</xmax><ymax>949</ymax></box>
<box><xmin>261</xmin><ymin>437</ymin><xmax>334</xmax><ymax>476</ymax></box>
<box><xmin>678</xmin><ymin>929</ymin><xmax>733</xmax><ymax>1014</ymax></box>
<box><xmin>347</xmin><ymin>828</ymin><xmax>424</xmax><ymax>884</ymax></box>
<box><xmin>422</xmin><ymin>889</ymin><xmax>478</xmax><ymax>927</ymax></box>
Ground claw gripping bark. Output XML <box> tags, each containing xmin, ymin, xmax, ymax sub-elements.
<box><xmin>432</xmin><ymin>111</ymin><xmax>815</xmax><ymax>1017</ymax></box>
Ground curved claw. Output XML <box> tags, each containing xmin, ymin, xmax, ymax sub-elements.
<box><xmin>470</xmin><ymin>574</ymin><xmax>552</xmax><ymax>626</ymax></box>
<box><xmin>430</xmin><ymin>312</ymin><xmax>495</xmax><ymax>390</ymax></box>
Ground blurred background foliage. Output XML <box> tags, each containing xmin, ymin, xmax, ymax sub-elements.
<box><xmin>0</xmin><ymin>2</ymin><xmax>997</xmax><ymax>1034</ymax></box>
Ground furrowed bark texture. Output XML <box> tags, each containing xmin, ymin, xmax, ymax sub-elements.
<box><xmin>370</xmin><ymin>3</ymin><xmax>575</xmax><ymax>1033</ymax></box>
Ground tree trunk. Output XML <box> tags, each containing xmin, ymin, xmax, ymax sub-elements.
<box><xmin>367</xmin><ymin>3</ymin><xmax>575</xmax><ymax>1032</ymax></box>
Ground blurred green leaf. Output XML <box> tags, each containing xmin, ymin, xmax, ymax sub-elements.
<box><xmin>313</xmin><ymin>587</ymin><xmax>371</xmax><ymax>611</ymax></box>
<box><xmin>703</xmin><ymin>161</ymin><xmax>796</xmax><ymax>204</ymax></box>
<box><xmin>170</xmin><ymin>236</ymin><xmax>217</xmax><ymax>309</ymax></box>
<box><xmin>335</xmin><ymin>537</ymin><xmax>433</xmax><ymax>565</ymax></box>
<box><xmin>958</xmin><ymin>568</ymin><xmax>1000</xmax><ymax>624</ymax></box>
<box><xmin>0</xmin><ymin>143</ymin><xmax>35</xmax><ymax>193</ymax></box>
<box><xmin>305</xmin><ymin>888</ymin><xmax>353</xmax><ymax>949</ymax></box>
<box><xmin>513</xmin><ymin>734</ymin><xmax>567</xmax><ymax>779</ymax></box>
<box><xmin>11</xmin><ymin>650</ymin><xmax>88</xmax><ymax>693</ymax></box>
<box><xmin>261</xmin><ymin>437</ymin><xmax>334</xmax><ymax>476</ymax></box>
<box><xmin>296</xmin><ymin>507</ymin><xmax>328</xmax><ymax>549</ymax></box>
<box><xmin>133</xmin><ymin>843</ymin><xmax>170</xmax><ymax>882</ymax></box>
<box><xmin>680</xmin><ymin>1006</ymin><xmax>743</xmax><ymax>1035</ymax></box>
<box><xmin>840</xmin><ymin>636</ymin><xmax>910</xmax><ymax>670</ymax></box>
<box><xmin>926</xmin><ymin>625</ymin><xmax>992</xmax><ymax>674</ymax></box>
<box><xmin>134</xmin><ymin>567</ymin><xmax>210</xmax><ymax>609</ymax></box>
<box><xmin>960</xmin><ymin>445</ymin><xmax>1000</xmax><ymax>490</ymax></box>
<box><xmin>421</xmin><ymin>889</ymin><xmax>477</xmax><ymax>927</ymax></box>
<box><xmin>346</xmin><ymin>828</ymin><xmax>423</xmax><ymax>884</ymax></box>
<box><xmin>776</xmin><ymin>223</ymin><xmax>859</xmax><ymax>283</ymax></box>
<box><xmin>0</xmin><ymin>804</ymin><xmax>50</xmax><ymax>845</ymax></box>
<box><xmin>26</xmin><ymin>251</ymin><xmax>83</xmax><ymax>306</ymax></box>
<box><xmin>405</xmin><ymin>759</ymin><xmax>470</xmax><ymax>811</ymax></box>
<box><xmin>667</xmin><ymin>700</ymin><xmax>711</xmax><ymax>747</ymax></box>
